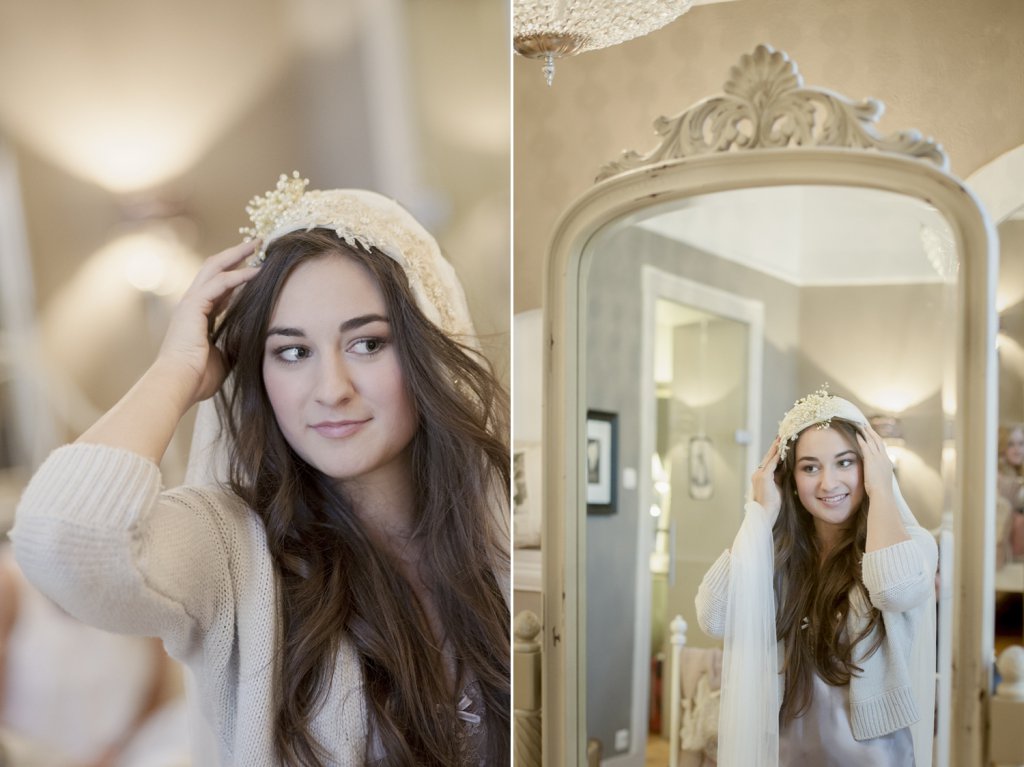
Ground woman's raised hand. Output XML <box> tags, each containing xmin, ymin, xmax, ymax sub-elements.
<box><xmin>752</xmin><ymin>437</ymin><xmax>783</xmax><ymax>519</ymax></box>
<box><xmin>156</xmin><ymin>240</ymin><xmax>261</xmax><ymax>406</ymax></box>
<box><xmin>76</xmin><ymin>241</ymin><xmax>260</xmax><ymax>464</ymax></box>
<box><xmin>856</xmin><ymin>424</ymin><xmax>896</xmax><ymax>501</ymax></box>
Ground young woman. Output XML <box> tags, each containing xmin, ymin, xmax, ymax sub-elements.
<box><xmin>12</xmin><ymin>174</ymin><xmax>510</xmax><ymax>766</ymax></box>
<box><xmin>696</xmin><ymin>389</ymin><xmax>937</xmax><ymax>767</ymax></box>
<box><xmin>996</xmin><ymin>423</ymin><xmax>1024</xmax><ymax>565</ymax></box>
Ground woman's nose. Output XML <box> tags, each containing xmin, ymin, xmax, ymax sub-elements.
<box><xmin>818</xmin><ymin>466</ymin><xmax>838</xmax><ymax>489</ymax></box>
<box><xmin>315</xmin><ymin>353</ymin><xmax>355</xmax><ymax>405</ymax></box>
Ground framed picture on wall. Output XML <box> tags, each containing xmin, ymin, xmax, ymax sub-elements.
<box><xmin>586</xmin><ymin>410</ymin><xmax>617</xmax><ymax>514</ymax></box>
<box><xmin>689</xmin><ymin>435</ymin><xmax>714</xmax><ymax>500</ymax></box>
<box><xmin>513</xmin><ymin>445</ymin><xmax>543</xmax><ymax>547</ymax></box>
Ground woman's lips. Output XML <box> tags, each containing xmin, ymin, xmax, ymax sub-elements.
<box><xmin>310</xmin><ymin>419</ymin><xmax>370</xmax><ymax>438</ymax></box>
<box><xmin>819</xmin><ymin>492</ymin><xmax>849</xmax><ymax>506</ymax></box>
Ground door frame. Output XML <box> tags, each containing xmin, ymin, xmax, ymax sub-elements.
<box><xmin>614</xmin><ymin>265</ymin><xmax>763</xmax><ymax>764</ymax></box>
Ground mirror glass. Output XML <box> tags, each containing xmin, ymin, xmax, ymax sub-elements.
<box><xmin>577</xmin><ymin>184</ymin><xmax>958</xmax><ymax>762</ymax></box>
<box><xmin>995</xmin><ymin>203</ymin><xmax>1024</xmax><ymax>651</ymax></box>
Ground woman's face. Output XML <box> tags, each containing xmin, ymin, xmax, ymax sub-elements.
<box><xmin>793</xmin><ymin>425</ymin><xmax>865</xmax><ymax>539</ymax></box>
<box><xmin>1005</xmin><ymin>427</ymin><xmax>1024</xmax><ymax>468</ymax></box>
<box><xmin>262</xmin><ymin>254</ymin><xmax>417</xmax><ymax>490</ymax></box>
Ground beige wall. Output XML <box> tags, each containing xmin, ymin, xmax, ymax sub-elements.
<box><xmin>514</xmin><ymin>0</ymin><xmax>1024</xmax><ymax>311</ymax></box>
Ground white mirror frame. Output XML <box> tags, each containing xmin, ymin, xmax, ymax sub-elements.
<box><xmin>541</xmin><ymin>47</ymin><xmax>997</xmax><ymax>767</ymax></box>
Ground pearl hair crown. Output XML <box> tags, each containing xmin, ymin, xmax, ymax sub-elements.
<box><xmin>776</xmin><ymin>385</ymin><xmax>868</xmax><ymax>461</ymax></box>
<box><xmin>239</xmin><ymin>172</ymin><xmax>475</xmax><ymax>342</ymax></box>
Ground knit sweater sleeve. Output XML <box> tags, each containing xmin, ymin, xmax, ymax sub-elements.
<box><xmin>861</xmin><ymin>518</ymin><xmax>938</xmax><ymax>613</ymax></box>
<box><xmin>10</xmin><ymin>443</ymin><xmax>246</xmax><ymax>659</ymax></box>
<box><xmin>694</xmin><ymin>549</ymin><xmax>731</xmax><ymax>638</ymax></box>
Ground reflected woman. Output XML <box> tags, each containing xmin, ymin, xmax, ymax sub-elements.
<box><xmin>12</xmin><ymin>174</ymin><xmax>510</xmax><ymax>766</ymax></box>
<box><xmin>696</xmin><ymin>389</ymin><xmax>937</xmax><ymax>767</ymax></box>
<box><xmin>996</xmin><ymin>423</ymin><xmax>1024</xmax><ymax>566</ymax></box>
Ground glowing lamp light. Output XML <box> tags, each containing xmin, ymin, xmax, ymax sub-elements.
<box><xmin>0</xmin><ymin>2</ymin><xmax>291</xmax><ymax>194</ymax></box>
<box><xmin>124</xmin><ymin>247</ymin><xmax>168</xmax><ymax>294</ymax></box>
<box><xmin>98</xmin><ymin>222</ymin><xmax>201</xmax><ymax>297</ymax></box>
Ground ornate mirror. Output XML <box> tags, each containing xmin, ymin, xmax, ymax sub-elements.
<box><xmin>968</xmin><ymin>145</ymin><xmax>1024</xmax><ymax>677</ymax></box>
<box><xmin>541</xmin><ymin>46</ymin><xmax>996</xmax><ymax>766</ymax></box>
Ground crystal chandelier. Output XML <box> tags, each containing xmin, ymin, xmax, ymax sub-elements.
<box><xmin>513</xmin><ymin>0</ymin><xmax>694</xmax><ymax>85</ymax></box>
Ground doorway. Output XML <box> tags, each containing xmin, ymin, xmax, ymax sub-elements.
<box><xmin>639</xmin><ymin>267</ymin><xmax>763</xmax><ymax>762</ymax></box>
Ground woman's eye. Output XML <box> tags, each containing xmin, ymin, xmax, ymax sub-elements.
<box><xmin>350</xmin><ymin>337</ymin><xmax>387</xmax><ymax>355</ymax></box>
<box><xmin>801</xmin><ymin>465</ymin><xmax>818</xmax><ymax>474</ymax></box>
<box><xmin>275</xmin><ymin>346</ymin><xmax>310</xmax><ymax>363</ymax></box>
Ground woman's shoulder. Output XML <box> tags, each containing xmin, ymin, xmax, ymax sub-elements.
<box><xmin>160</xmin><ymin>484</ymin><xmax>265</xmax><ymax>540</ymax></box>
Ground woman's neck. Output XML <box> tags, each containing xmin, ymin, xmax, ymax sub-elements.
<box><xmin>340</xmin><ymin>455</ymin><xmax>417</xmax><ymax>547</ymax></box>
<box><xmin>814</xmin><ymin>523</ymin><xmax>844</xmax><ymax>563</ymax></box>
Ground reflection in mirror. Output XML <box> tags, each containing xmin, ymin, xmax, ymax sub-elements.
<box><xmin>580</xmin><ymin>185</ymin><xmax>958</xmax><ymax>764</ymax></box>
<box><xmin>995</xmin><ymin>204</ymin><xmax>1024</xmax><ymax>650</ymax></box>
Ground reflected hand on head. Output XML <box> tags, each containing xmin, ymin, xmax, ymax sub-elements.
<box><xmin>752</xmin><ymin>436</ymin><xmax>783</xmax><ymax>520</ymax></box>
<box><xmin>856</xmin><ymin>424</ymin><xmax>895</xmax><ymax>500</ymax></box>
<box><xmin>156</xmin><ymin>240</ymin><xmax>262</xmax><ymax>404</ymax></box>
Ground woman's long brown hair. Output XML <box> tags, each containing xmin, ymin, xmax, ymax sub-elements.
<box><xmin>773</xmin><ymin>418</ymin><xmax>884</xmax><ymax>725</ymax></box>
<box><xmin>214</xmin><ymin>229</ymin><xmax>510</xmax><ymax>765</ymax></box>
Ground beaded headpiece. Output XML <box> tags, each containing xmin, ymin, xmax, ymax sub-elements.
<box><xmin>776</xmin><ymin>386</ymin><xmax>869</xmax><ymax>460</ymax></box>
<box><xmin>240</xmin><ymin>171</ymin><xmax>474</xmax><ymax>342</ymax></box>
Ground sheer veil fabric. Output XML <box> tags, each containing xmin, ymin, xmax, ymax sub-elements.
<box><xmin>717</xmin><ymin>498</ymin><xmax>781</xmax><ymax>766</ymax></box>
<box><xmin>717</xmin><ymin>397</ymin><xmax>936</xmax><ymax>767</ymax></box>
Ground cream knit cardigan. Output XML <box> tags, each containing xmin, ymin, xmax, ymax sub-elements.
<box><xmin>12</xmin><ymin>443</ymin><xmax>367</xmax><ymax>766</ymax></box>
<box><xmin>695</xmin><ymin>521</ymin><xmax>937</xmax><ymax>741</ymax></box>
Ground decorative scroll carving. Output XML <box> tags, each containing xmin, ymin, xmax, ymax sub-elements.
<box><xmin>596</xmin><ymin>44</ymin><xmax>947</xmax><ymax>182</ymax></box>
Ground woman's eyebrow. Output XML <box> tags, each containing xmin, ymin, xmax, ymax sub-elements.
<box><xmin>266</xmin><ymin>326</ymin><xmax>305</xmax><ymax>338</ymax></box>
<box><xmin>265</xmin><ymin>314</ymin><xmax>389</xmax><ymax>339</ymax></box>
<box><xmin>798</xmin><ymin>449</ymin><xmax>858</xmax><ymax>463</ymax></box>
<box><xmin>338</xmin><ymin>313</ymin><xmax>389</xmax><ymax>333</ymax></box>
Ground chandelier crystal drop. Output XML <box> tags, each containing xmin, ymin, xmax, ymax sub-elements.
<box><xmin>514</xmin><ymin>0</ymin><xmax>694</xmax><ymax>85</ymax></box>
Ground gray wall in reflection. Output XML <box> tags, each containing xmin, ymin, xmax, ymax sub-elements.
<box><xmin>584</xmin><ymin>225</ymin><xmax>798</xmax><ymax>755</ymax></box>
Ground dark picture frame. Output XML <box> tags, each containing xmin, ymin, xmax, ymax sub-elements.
<box><xmin>586</xmin><ymin>410</ymin><xmax>617</xmax><ymax>514</ymax></box>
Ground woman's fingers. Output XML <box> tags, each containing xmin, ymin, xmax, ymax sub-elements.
<box><xmin>158</xmin><ymin>243</ymin><xmax>261</xmax><ymax>376</ymax></box>
<box><xmin>205</xmin><ymin>264</ymin><xmax>262</xmax><ymax>311</ymax></box>
<box><xmin>183</xmin><ymin>240</ymin><xmax>260</xmax><ymax>303</ymax></box>
<box><xmin>197</xmin><ymin>239</ymin><xmax>260</xmax><ymax>279</ymax></box>
<box><xmin>758</xmin><ymin>437</ymin><xmax>781</xmax><ymax>469</ymax></box>
<box><xmin>857</xmin><ymin>428</ymin><xmax>895</xmax><ymax>497</ymax></box>
<box><xmin>182</xmin><ymin>257</ymin><xmax>261</xmax><ymax>323</ymax></box>
<box><xmin>752</xmin><ymin>438</ymin><xmax>783</xmax><ymax>516</ymax></box>
<box><xmin>857</xmin><ymin>425</ymin><xmax>887</xmax><ymax>456</ymax></box>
